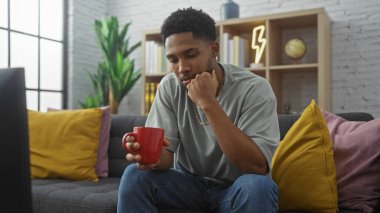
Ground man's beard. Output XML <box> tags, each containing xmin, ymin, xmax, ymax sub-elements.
<box><xmin>206</xmin><ymin>57</ymin><xmax>214</xmax><ymax>74</ymax></box>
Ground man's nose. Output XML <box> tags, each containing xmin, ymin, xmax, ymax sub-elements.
<box><xmin>178</xmin><ymin>59</ymin><xmax>190</xmax><ymax>73</ymax></box>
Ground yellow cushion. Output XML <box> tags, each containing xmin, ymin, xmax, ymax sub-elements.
<box><xmin>271</xmin><ymin>100</ymin><xmax>338</xmax><ymax>212</ymax></box>
<box><xmin>28</xmin><ymin>108</ymin><xmax>103</xmax><ymax>181</ymax></box>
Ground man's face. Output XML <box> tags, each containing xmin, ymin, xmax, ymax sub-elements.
<box><xmin>165</xmin><ymin>32</ymin><xmax>217</xmax><ymax>87</ymax></box>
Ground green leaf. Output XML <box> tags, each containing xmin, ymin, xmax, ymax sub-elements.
<box><xmin>81</xmin><ymin>16</ymin><xmax>141</xmax><ymax>113</ymax></box>
<box><xmin>125</xmin><ymin>41</ymin><xmax>141</xmax><ymax>57</ymax></box>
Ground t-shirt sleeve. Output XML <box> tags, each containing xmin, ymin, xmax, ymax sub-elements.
<box><xmin>237</xmin><ymin>79</ymin><xmax>280</xmax><ymax>171</ymax></box>
<box><xmin>145</xmin><ymin>76</ymin><xmax>180</xmax><ymax>153</ymax></box>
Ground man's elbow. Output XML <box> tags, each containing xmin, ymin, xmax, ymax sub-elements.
<box><xmin>241</xmin><ymin>162</ymin><xmax>267</xmax><ymax>175</ymax></box>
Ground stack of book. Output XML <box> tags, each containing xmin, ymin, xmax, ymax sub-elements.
<box><xmin>222</xmin><ymin>33</ymin><xmax>250</xmax><ymax>67</ymax></box>
<box><xmin>144</xmin><ymin>82</ymin><xmax>159</xmax><ymax>115</ymax></box>
<box><xmin>145</xmin><ymin>41</ymin><xmax>169</xmax><ymax>75</ymax></box>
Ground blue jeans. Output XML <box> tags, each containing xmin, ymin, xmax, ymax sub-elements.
<box><xmin>117</xmin><ymin>164</ymin><xmax>278</xmax><ymax>213</ymax></box>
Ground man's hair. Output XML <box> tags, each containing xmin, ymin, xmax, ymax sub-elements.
<box><xmin>161</xmin><ymin>7</ymin><xmax>216</xmax><ymax>44</ymax></box>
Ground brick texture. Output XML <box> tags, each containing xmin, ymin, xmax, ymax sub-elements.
<box><xmin>67</xmin><ymin>0</ymin><xmax>108</xmax><ymax>109</ymax></box>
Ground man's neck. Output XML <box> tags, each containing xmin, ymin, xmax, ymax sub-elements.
<box><xmin>215</xmin><ymin>64</ymin><xmax>225</xmax><ymax>96</ymax></box>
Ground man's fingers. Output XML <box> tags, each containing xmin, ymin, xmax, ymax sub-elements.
<box><xmin>126</xmin><ymin>153</ymin><xmax>141</xmax><ymax>162</ymax></box>
<box><xmin>163</xmin><ymin>138</ymin><xmax>170</xmax><ymax>146</ymax></box>
<box><xmin>125</xmin><ymin>135</ymin><xmax>135</xmax><ymax>142</ymax></box>
<box><xmin>126</xmin><ymin>142</ymin><xmax>140</xmax><ymax>150</ymax></box>
<box><xmin>126</xmin><ymin>153</ymin><xmax>134</xmax><ymax>161</ymax></box>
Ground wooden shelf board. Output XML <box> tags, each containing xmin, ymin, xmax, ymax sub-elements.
<box><xmin>269</xmin><ymin>63</ymin><xmax>318</xmax><ymax>71</ymax></box>
<box><xmin>270</xmin><ymin>15</ymin><xmax>317</xmax><ymax>29</ymax></box>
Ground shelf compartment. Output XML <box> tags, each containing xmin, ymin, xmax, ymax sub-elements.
<box><xmin>268</xmin><ymin>13</ymin><xmax>318</xmax><ymax>66</ymax></box>
<box><xmin>269</xmin><ymin>69</ymin><xmax>318</xmax><ymax>114</ymax></box>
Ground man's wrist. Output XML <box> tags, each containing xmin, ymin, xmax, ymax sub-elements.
<box><xmin>152</xmin><ymin>150</ymin><xmax>164</xmax><ymax>170</ymax></box>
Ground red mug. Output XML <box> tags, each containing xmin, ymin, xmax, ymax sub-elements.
<box><xmin>122</xmin><ymin>127</ymin><xmax>164</xmax><ymax>164</ymax></box>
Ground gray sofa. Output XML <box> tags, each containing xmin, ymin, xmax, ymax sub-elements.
<box><xmin>31</xmin><ymin>112</ymin><xmax>374</xmax><ymax>213</ymax></box>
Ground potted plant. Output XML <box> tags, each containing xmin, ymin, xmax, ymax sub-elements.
<box><xmin>80</xmin><ymin>16</ymin><xmax>141</xmax><ymax>114</ymax></box>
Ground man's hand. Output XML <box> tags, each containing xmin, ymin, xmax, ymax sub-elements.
<box><xmin>186</xmin><ymin>70</ymin><xmax>218</xmax><ymax>107</ymax></box>
<box><xmin>123</xmin><ymin>135</ymin><xmax>170</xmax><ymax>170</ymax></box>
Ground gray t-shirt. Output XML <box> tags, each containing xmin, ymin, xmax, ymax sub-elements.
<box><xmin>146</xmin><ymin>64</ymin><xmax>280</xmax><ymax>183</ymax></box>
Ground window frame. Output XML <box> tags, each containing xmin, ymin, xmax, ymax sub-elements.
<box><xmin>0</xmin><ymin>0</ymin><xmax>68</xmax><ymax>110</ymax></box>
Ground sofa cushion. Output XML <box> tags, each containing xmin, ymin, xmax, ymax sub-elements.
<box><xmin>28</xmin><ymin>108</ymin><xmax>102</xmax><ymax>181</ymax></box>
<box><xmin>271</xmin><ymin>100</ymin><xmax>338</xmax><ymax>212</ymax></box>
<box><xmin>323</xmin><ymin>111</ymin><xmax>380</xmax><ymax>213</ymax></box>
<box><xmin>32</xmin><ymin>178</ymin><xmax>119</xmax><ymax>213</ymax></box>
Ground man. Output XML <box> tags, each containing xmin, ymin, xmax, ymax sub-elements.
<box><xmin>118</xmin><ymin>7</ymin><xmax>280</xmax><ymax>213</ymax></box>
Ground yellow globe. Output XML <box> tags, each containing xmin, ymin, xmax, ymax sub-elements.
<box><xmin>285</xmin><ymin>38</ymin><xmax>306</xmax><ymax>60</ymax></box>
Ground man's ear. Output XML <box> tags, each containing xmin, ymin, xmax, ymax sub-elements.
<box><xmin>210</xmin><ymin>41</ymin><xmax>219</xmax><ymax>58</ymax></box>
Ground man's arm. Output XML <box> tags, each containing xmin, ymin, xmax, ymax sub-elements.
<box><xmin>202</xmin><ymin>99</ymin><xmax>268</xmax><ymax>174</ymax></box>
<box><xmin>153</xmin><ymin>148</ymin><xmax>174</xmax><ymax>171</ymax></box>
<box><xmin>187</xmin><ymin>71</ymin><xmax>271</xmax><ymax>175</ymax></box>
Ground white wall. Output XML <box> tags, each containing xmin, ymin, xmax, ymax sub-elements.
<box><xmin>69</xmin><ymin>0</ymin><xmax>380</xmax><ymax>117</ymax></box>
<box><xmin>67</xmin><ymin>0</ymin><xmax>108</xmax><ymax>109</ymax></box>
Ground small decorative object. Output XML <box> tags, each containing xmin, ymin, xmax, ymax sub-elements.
<box><xmin>250</xmin><ymin>25</ymin><xmax>266</xmax><ymax>69</ymax></box>
<box><xmin>220</xmin><ymin>0</ymin><xmax>239</xmax><ymax>20</ymax></box>
<box><xmin>284</xmin><ymin>38</ymin><xmax>306</xmax><ymax>63</ymax></box>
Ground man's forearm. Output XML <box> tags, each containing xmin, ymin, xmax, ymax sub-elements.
<box><xmin>153</xmin><ymin>148</ymin><xmax>174</xmax><ymax>171</ymax></box>
<box><xmin>202</xmin><ymin>100</ymin><xmax>267</xmax><ymax>174</ymax></box>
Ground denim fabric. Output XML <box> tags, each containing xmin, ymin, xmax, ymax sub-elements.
<box><xmin>117</xmin><ymin>164</ymin><xmax>278</xmax><ymax>213</ymax></box>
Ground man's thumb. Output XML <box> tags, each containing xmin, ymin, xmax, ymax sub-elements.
<box><xmin>212</xmin><ymin>70</ymin><xmax>217</xmax><ymax>81</ymax></box>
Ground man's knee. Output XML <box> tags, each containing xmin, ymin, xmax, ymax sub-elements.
<box><xmin>234</xmin><ymin>174</ymin><xmax>278</xmax><ymax>195</ymax></box>
<box><xmin>123</xmin><ymin>163</ymin><xmax>138</xmax><ymax>175</ymax></box>
<box><xmin>121</xmin><ymin>164</ymin><xmax>152</xmax><ymax>182</ymax></box>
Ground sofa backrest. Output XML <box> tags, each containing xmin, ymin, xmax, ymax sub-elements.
<box><xmin>277</xmin><ymin>112</ymin><xmax>374</xmax><ymax>140</ymax></box>
<box><xmin>108</xmin><ymin>112</ymin><xmax>374</xmax><ymax>177</ymax></box>
<box><xmin>108</xmin><ymin>114</ymin><xmax>147</xmax><ymax>177</ymax></box>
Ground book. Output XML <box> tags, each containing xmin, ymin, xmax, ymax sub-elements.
<box><xmin>232</xmin><ymin>35</ymin><xmax>250</xmax><ymax>67</ymax></box>
<box><xmin>222</xmin><ymin>32</ymin><xmax>232</xmax><ymax>63</ymax></box>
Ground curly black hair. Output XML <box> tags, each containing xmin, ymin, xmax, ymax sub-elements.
<box><xmin>161</xmin><ymin>7</ymin><xmax>216</xmax><ymax>44</ymax></box>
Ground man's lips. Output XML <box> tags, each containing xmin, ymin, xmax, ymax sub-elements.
<box><xmin>181</xmin><ymin>78</ymin><xmax>192</xmax><ymax>87</ymax></box>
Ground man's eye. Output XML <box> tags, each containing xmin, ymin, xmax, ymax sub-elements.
<box><xmin>168</xmin><ymin>58</ymin><xmax>178</xmax><ymax>64</ymax></box>
<box><xmin>187</xmin><ymin>53</ymin><xmax>197</xmax><ymax>58</ymax></box>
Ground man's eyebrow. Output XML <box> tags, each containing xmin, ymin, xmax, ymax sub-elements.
<box><xmin>183</xmin><ymin>47</ymin><xmax>198</xmax><ymax>54</ymax></box>
<box><xmin>166</xmin><ymin>47</ymin><xmax>198</xmax><ymax>58</ymax></box>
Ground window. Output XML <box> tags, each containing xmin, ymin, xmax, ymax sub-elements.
<box><xmin>0</xmin><ymin>0</ymin><xmax>67</xmax><ymax>111</ymax></box>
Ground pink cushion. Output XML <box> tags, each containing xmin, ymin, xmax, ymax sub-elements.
<box><xmin>48</xmin><ymin>106</ymin><xmax>111</xmax><ymax>178</ymax></box>
<box><xmin>323</xmin><ymin>111</ymin><xmax>380</xmax><ymax>213</ymax></box>
<box><xmin>96</xmin><ymin>106</ymin><xmax>111</xmax><ymax>177</ymax></box>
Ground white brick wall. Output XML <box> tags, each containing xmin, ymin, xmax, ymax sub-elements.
<box><xmin>69</xmin><ymin>0</ymin><xmax>380</xmax><ymax>117</ymax></box>
<box><xmin>67</xmin><ymin>0</ymin><xmax>108</xmax><ymax>109</ymax></box>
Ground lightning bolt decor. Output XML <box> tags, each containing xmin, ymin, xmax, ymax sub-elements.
<box><xmin>251</xmin><ymin>25</ymin><xmax>266</xmax><ymax>64</ymax></box>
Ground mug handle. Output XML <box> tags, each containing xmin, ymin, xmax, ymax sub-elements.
<box><xmin>122</xmin><ymin>132</ymin><xmax>137</xmax><ymax>153</ymax></box>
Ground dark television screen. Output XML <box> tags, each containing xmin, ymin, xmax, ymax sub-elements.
<box><xmin>0</xmin><ymin>67</ymin><xmax>33</xmax><ymax>212</ymax></box>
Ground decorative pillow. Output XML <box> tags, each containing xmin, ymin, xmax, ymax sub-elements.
<box><xmin>96</xmin><ymin>106</ymin><xmax>111</xmax><ymax>177</ymax></box>
<box><xmin>28</xmin><ymin>108</ymin><xmax>103</xmax><ymax>181</ymax></box>
<box><xmin>48</xmin><ymin>106</ymin><xmax>111</xmax><ymax>178</ymax></box>
<box><xmin>323</xmin><ymin>111</ymin><xmax>380</xmax><ymax>213</ymax></box>
<box><xmin>271</xmin><ymin>100</ymin><xmax>338</xmax><ymax>212</ymax></box>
